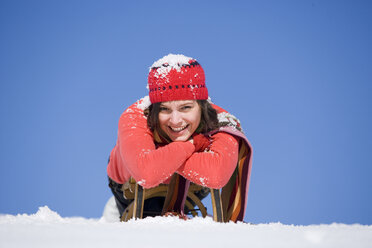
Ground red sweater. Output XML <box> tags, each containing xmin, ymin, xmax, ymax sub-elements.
<box><xmin>107</xmin><ymin>98</ymin><xmax>239</xmax><ymax>189</ymax></box>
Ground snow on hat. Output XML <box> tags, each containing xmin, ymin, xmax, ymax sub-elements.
<box><xmin>147</xmin><ymin>54</ymin><xmax>208</xmax><ymax>104</ymax></box>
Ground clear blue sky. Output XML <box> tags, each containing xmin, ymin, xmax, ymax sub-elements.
<box><xmin>0</xmin><ymin>0</ymin><xmax>371</xmax><ymax>225</ymax></box>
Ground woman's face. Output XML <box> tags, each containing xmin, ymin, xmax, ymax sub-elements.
<box><xmin>158</xmin><ymin>100</ymin><xmax>201</xmax><ymax>142</ymax></box>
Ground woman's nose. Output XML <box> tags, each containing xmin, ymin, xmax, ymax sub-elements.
<box><xmin>169</xmin><ymin>111</ymin><xmax>182</xmax><ymax>125</ymax></box>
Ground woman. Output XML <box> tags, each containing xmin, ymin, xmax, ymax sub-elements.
<box><xmin>107</xmin><ymin>54</ymin><xmax>253</xmax><ymax>222</ymax></box>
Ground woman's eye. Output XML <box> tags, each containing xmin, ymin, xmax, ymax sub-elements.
<box><xmin>159</xmin><ymin>107</ymin><xmax>169</xmax><ymax>112</ymax></box>
<box><xmin>181</xmin><ymin>106</ymin><xmax>192</xmax><ymax>110</ymax></box>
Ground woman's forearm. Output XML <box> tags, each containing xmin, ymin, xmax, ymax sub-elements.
<box><xmin>177</xmin><ymin>132</ymin><xmax>239</xmax><ymax>188</ymax></box>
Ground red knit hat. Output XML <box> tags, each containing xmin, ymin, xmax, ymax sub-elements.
<box><xmin>147</xmin><ymin>54</ymin><xmax>208</xmax><ymax>104</ymax></box>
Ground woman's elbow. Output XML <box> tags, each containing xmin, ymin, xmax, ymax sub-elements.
<box><xmin>206</xmin><ymin>170</ymin><xmax>232</xmax><ymax>189</ymax></box>
<box><xmin>130</xmin><ymin>159</ymin><xmax>158</xmax><ymax>189</ymax></box>
<box><xmin>132</xmin><ymin>167</ymin><xmax>162</xmax><ymax>189</ymax></box>
<box><xmin>137</xmin><ymin>177</ymin><xmax>161</xmax><ymax>189</ymax></box>
<box><xmin>198</xmin><ymin>161</ymin><xmax>234</xmax><ymax>189</ymax></box>
<box><xmin>133</xmin><ymin>157</ymin><xmax>170</xmax><ymax>189</ymax></box>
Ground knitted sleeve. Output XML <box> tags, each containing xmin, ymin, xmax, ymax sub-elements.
<box><xmin>176</xmin><ymin>132</ymin><xmax>239</xmax><ymax>189</ymax></box>
<box><xmin>117</xmin><ymin>105</ymin><xmax>195</xmax><ymax>189</ymax></box>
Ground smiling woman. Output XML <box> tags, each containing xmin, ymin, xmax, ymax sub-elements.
<box><xmin>147</xmin><ymin>99</ymin><xmax>219</xmax><ymax>142</ymax></box>
<box><xmin>106</xmin><ymin>54</ymin><xmax>253</xmax><ymax>222</ymax></box>
<box><xmin>158</xmin><ymin>100</ymin><xmax>202</xmax><ymax>142</ymax></box>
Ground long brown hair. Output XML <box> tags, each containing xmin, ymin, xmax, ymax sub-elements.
<box><xmin>146</xmin><ymin>100</ymin><xmax>218</xmax><ymax>136</ymax></box>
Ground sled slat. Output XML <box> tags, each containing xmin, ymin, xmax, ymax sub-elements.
<box><xmin>133</xmin><ymin>184</ymin><xmax>145</xmax><ymax>219</ymax></box>
<box><xmin>211</xmin><ymin>188</ymin><xmax>224</xmax><ymax>222</ymax></box>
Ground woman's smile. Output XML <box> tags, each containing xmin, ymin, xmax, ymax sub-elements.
<box><xmin>169</xmin><ymin>124</ymin><xmax>188</xmax><ymax>132</ymax></box>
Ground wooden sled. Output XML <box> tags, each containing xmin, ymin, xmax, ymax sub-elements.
<box><xmin>120</xmin><ymin>178</ymin><xmax>224</xmax><ymax>222</ymax></box>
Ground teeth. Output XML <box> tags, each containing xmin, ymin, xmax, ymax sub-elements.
<box><xmin>170</xmin><ymin>125</ymin><xmax>187</xmax><ymax>132</ymax></box>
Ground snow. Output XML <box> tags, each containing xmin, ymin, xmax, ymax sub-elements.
<box><xmin>217</xmin><ymin>112</ymin><xmax>239</xmax><ymax>127</ymax></box>
<box><xmin>147</xmin><ymin>54</ymin><xmax>195</xmax><ymax>90</ymax></box>
<box><xmin>136</xmin><ymin>96</ymin><xmax>151</xmax><ymax>110</ymax></box>
<box><xmin>149</xmin><ymin>54</ymin><xmax>194</xmax><ymax>72</ymax></box>
<box><xmin>1</xmin><ymin>206</ymin><xmax>371</xmax><ymax>248</ymax></box>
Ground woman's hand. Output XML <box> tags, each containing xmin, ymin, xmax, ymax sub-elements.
<box><xmin>192</xmin><ymin>133</ymin><xmax>211</xmax><ymax>152</ymax></box>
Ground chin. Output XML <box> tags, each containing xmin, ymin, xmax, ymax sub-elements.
<box><xmin>171</xmin><ymin>136</ymin><xmax>189</xmax><ymax>142</ymax></box>
<box><xmin>170</xmin><ymin>133</ymin><xmax>192</xmax><ymax>142</ymax></box>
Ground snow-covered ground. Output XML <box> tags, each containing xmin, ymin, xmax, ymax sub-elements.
<box><xmin>1</xmin><ymin>206</ymin><xmax>371</xmax><ymax>248</ymax></box>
